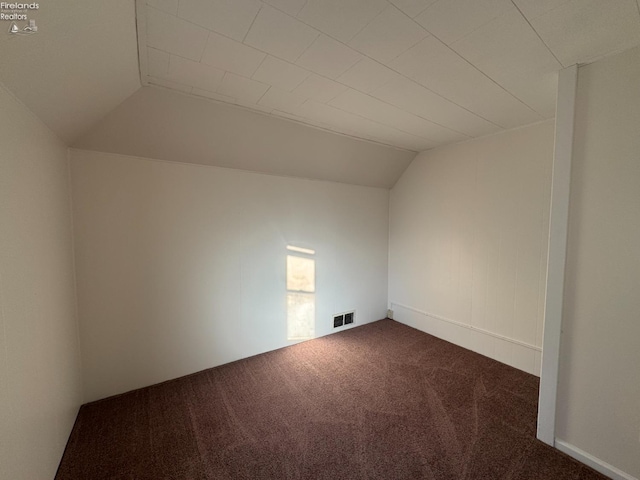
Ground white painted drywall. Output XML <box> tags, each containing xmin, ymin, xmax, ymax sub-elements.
<box><xmin>0</xmin><ymin>83</ymin><xmax>82</xmax><ymax>479</ymax></box>
<box><xmin>389</xmin><ymin>120</ymin><xmax>555</xmax><ymax>376</ymax></box>
<box><xmin>556</xmin><ymin>46</ymin><xmax>640</xmax><ymax>479</ymax></box>
<box><xmin>73</xmin><ymin>87</ymin><xmax>416</xmax><ymax>189</ymax></box>
<box><xmin>70</xmin><ymin>149</ymin><xmax>389</xmax><ymax>402</ymax></box>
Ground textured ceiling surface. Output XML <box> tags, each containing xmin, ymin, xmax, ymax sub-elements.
<box><xmin>139</xmin><ymin>0</ymin><xmax>640</xmax><ymax>152</ymax></box>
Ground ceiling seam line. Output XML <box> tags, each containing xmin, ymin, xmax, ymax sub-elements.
<box><xmin>404</xmin><ymin>1</ymin><xmax>431</xmax><ymax>22</ymax></box>
<box><xmin>269</xmin><ymin>108</ymin><xmax>422</xmax><ymax>151</ymax></box>
<box><xmin>198</xmin><ymin>31</ymin><xmax>210</xmax><ymax>62</ymax></box>
<box><xmin>291</xmin><ymin>32</ymin><xmax>321</xmax><ymax>64</ymax></box>
<box><xmin>250</xmin><ymin>54</ymin><xmax>270</xmax><ymax>80</ymax></box>
<box><xmin>342</xmin><ymin>3</ymin><xmax>387</xmax><ymax>44</ymax></box>
<box><xmin>391</xmin><ymin>3</ymin><xmax>546</xmax><ymax>118</ymax></box>
<box><xmin>147</xmin><ymin>82</ymin><xmax>423</xmax><ymax>151</ymax></box>
<box><xmin>256</xmin><ymin>86</ymin><xmax>271</xmax><ymax>105</ymax></box>
<box><xmin>509</xmin><ymin>0</ymin><xmax>565</xmax><ymax>68</ymax></box>
<box><xmin>322</xmin><ymin>95</ymin><xmax>455</xmax><ymax>145</ymax></box>
<box><xmin>139</xmin><ymin>2</ymin><xmax>541</xmax><ymax>124</ymax></box>
<box><xmin>327</xmin><ymin>86</ymin><xmax>471</xmax><ymax>139</ymax></box>
<box><xmin>143</xmin><ymin>3</ymin><xmax>542</xmax><ymax>138</ymax></box>
<box><xmin>242</xmin><ymin>4</ymin><xmax>262</xmax><ymax>44</ymax></box>
<box><xmin>159</xmin><ymin>1</ymin><xmax>509</xmax><ymax>127</ymax></box>
<box><xmin>142</xmin><ymin>40</ymin><xmax>461</xmax><ymax>139</ymax></box>
<box><xmin>432</xmin><ymin>34</ymin><xmax>546</xmax><ymax>119</ymax></box>
<box><xmin>342</xmin><ymin>4</ymin><xmax>507</xmax><ymax>127</ymax></box>
<box><xmin>235</xmin><ymin>3</ymin><xmax>508</xmax><ymax>126</ymax></box>
<box><xmin>295</xmin><ymin>97</ymin><xmax>440</xmax><ymax>147</ymax></box>
<box><xmin>146</xmin><ymin>38</ymin><xmax>475</xmax><ymax>136</ymax></box>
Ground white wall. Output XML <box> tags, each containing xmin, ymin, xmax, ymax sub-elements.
<box><xmin>70</xmin><ymin>149</ymin><xmax>389</xmax><ymax>402</ymax></box>
<box><xmin>389</xmin><ymin>120</ymin><xmax>554</xmax><ymax>376</ymax></box>
<box><xmin>556</xmin><ymin>46</ymin><xmax>640</xmax><ymax>479</ymax></box>
<box><xmin>0</xmin><ymin>84</ymin><xmax>82</xmax><ymax>479</ymax></box>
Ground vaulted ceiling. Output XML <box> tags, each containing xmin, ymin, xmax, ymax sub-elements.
<box><xmin>2</xmin><ymin>0</ymin><xmax>640</xmax><ymax>187</ymax></box>
<box><xmin>138</xmin><ymin>0</ymin><xmax>640</xmax><ymax>151</ymax></box>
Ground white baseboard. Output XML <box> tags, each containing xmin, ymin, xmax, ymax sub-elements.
<box><xmin>390</xmin><ymin>302</ymin><xmax>541</xmax><ymax>376</ymax></box>
<box><xmin>555</xmin><ymin>439</ymin><xmax>637</xmax><ymax>480</ymax></box>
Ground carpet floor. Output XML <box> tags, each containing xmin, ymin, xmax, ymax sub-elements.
<box><xmin>56</xmin><ymin>319</ymin><xmax>607</xmax><ymax>479</ymax></box>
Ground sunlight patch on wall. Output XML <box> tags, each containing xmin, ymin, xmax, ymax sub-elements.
<box><xmin>286</xmin><ymin>246</ymin><xmax>315</xmax><ymax>340</ymax></box>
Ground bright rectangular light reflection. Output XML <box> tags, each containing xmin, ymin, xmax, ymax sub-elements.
<box><xmin>286</xmin><ymin>255</ymin><xmax>315</xmax><ymax>293</ymax></box>
<box><xmin>286</xmin><ymin>246</ymin><xmax>315</xmax><ymax>341</ymax></box>
<box><xmin>287</xmin><ymin>292</ymin><xmax>315</xmax><ymax>340</ymax></box>
<box><xmin>286</xmin><ymin>245</ymin><xmax>316</xmax><ymax>255</ymax></box>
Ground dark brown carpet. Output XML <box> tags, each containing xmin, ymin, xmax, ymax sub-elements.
<box><xmin>56</xmin><ymin>319</ymin><xmax>606</xmax><ymax>479</ymax></box>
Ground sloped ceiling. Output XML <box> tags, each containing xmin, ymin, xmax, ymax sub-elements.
<box><xmin>73</xmin><ymin>86</ymin><xmax>416</xmax><ymax>188</ymax></box>
<box><xmin>3</xmin><ymin>0</ymin><xmax>640</xmax><ymax>187</ymax></box>
<box><xmin>137</xmin><ymin>0</ymin><xmax>640</xmax><ymax>152</ymax></box>
<box><xmin>0</xmin><ymin>0</ymin><xmax>141</xmax><ymax>144</ymax></box>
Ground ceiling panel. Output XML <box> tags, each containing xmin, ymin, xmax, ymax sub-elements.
<box><xmin>147</xmin><ymin>0</ymin><xmax>178</xmax><ymax>15</ymax></box>
<box><xmin>217</xmin><ymin>73</ymin><xmax>270</xmax><ymax>103</ymax></box>
<box><xmin>348</xmin><ymin>6</ymin><xmax>429</xmax><ymax>63</ymax></box>
<box><xmin>163</xmin><ymin>55</ymin><xmax>225</xmax><ymax>92</ymax></box>
<box><xmin>451</xmin><ymin>8</ymin><xmax>562</xmax><ymax>81</ymax></box>
<box><xmin>258</xmin><ymin>87</ymin><xmax>308</xmax><ymax>112</ymax></box>
<box><xmin>146</xmin><ymin>7</ymin><xmax>208</xmax><ymax>61</ymax></box>
<box><xmin>192</xmin><ymin>88</ymin><xmax>235</xmax><ymax>103</ymax></box>
<box><xmin>261</xmin><ymin>0</ymin><xmax>308</xmax><ymax>17</ymax></box>
<box><xmin>525</xmin><ymin>0</ymin><xmax>640</xmax><ymax>66</ymax></box>
<box><xmin>147</xmin><ymin>48</ymin><xmax>170</xmax><ymax>77</ymax></box>
<box><xmin>390</xmin><ymin>37</ymin><xmax>542</xmax><ymax>128</ymax></box>
<box><xmin>177</xmin><ymin>0</ymin><xmax>261</xmax><ymax>42</ymax></box>
<box><xmin>376</xmin><ymin>129</ymin><xmax>435</xmax><ymax>151</ymax></box>
<box><xmin>252</xmin><ymin>56</ymin><xmax>311</xmax><ymax>92</ymax></box>
<box><xmin>492</xmin><ymin>70</ymin><xmax>559</xmax><ymax>118</ymax></box>
<box><xmin>297</xmin><ymin>0</ymin><xmax>388</xmax><ymax>43</ymax></box>
<box><xmin>132</xmin><ymin>0</ymin><xmax>640</xmax><ymax>154</ymax></box>
<box><xmin>190</xmin><ymin>87</ymin><xmax>275</xmax><ymax>114</ymax></box>
<box><xmin>295</xmin><ymin>35</ymin><xmax>363</xmax><ymax>79</ymax></box>
<box><xmin>511</xmin><ymin>0</ymin><xmax>573</xmax><ymax>21</ymax></box>
<box><xmin>373</xmin><ymin>77</ymin><xmax>499</xmax><ymax>137</ymax></box>
<box><xmin>329</xmin><ymin>89</ymin><xmax>440</xmax><ymax>141</ymax></box>
<box><xmin>200</xmin><ymin>32</ymin><xmax>266</xmax><ymax>78</ymax></box>
<box><xmin>451</xmin><ymin>8</ymin><xmax>562</xmax><ymax>115</ymax></box>
<box><xmin>337</xmin><ymin>58</ymin><xmax>402</xmax><ymax>94</ymax></box>
<box><xmin>296</xmin><ymin>100</ymin><xmax>366</xmax><ymax>129</ymax></box>
<box><xmin>292</xmin><ymin>75</ymin><xmax>348</xmax><ymax>103</ymax></box>
<box><xmin>244</xmin><ymin>5</ymin><xmax>319</xmax><ymax>62</ymax></box>
<box><xmin>415</xmin><ymin>0</ymin><xmax>513</xmax><ymax>45</ymax></box>
<box><xmin>296</xmin><ymin>100</ymin><xmax>435</xmax><ymax>151</ymax></box>
<box><xmin>387</xmin><ymin>0</ymin><xmax>437</xmax><ymax>18</ymax></box>
<box><xmin>148</xmin><ymin>76</ymin><xmax>193</xmax><ymax>93</ymax></box>
<box><xmin>270</xmin><ymin>109</ymin><xmax>333</xmax><ymax>131</ymax></box>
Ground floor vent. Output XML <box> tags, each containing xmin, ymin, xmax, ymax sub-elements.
<box><xmin>333</xmin><ymin>311</ymin><xmax>355</xmax><ymax>328</ymax></box>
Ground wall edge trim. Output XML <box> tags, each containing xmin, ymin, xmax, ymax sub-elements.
<box><xmin>555</xmin><ymin>439</ymin><xmax>638</xmax><ymax>480</ymax></box>
<box><xmin>389</xmin><ymin>301</ymin><xmax>541</xmax><ymax>352</ymax></box>
<box><xmin>537</xmin><ymin>64</ymin><xmax>578</xmax><ymax>446</ymax></box>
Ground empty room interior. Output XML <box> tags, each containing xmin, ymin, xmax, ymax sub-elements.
<box><xmin>1</xmin><ymin>0</ymin><xmax>640</xmax><ymax>479</ymax></box>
